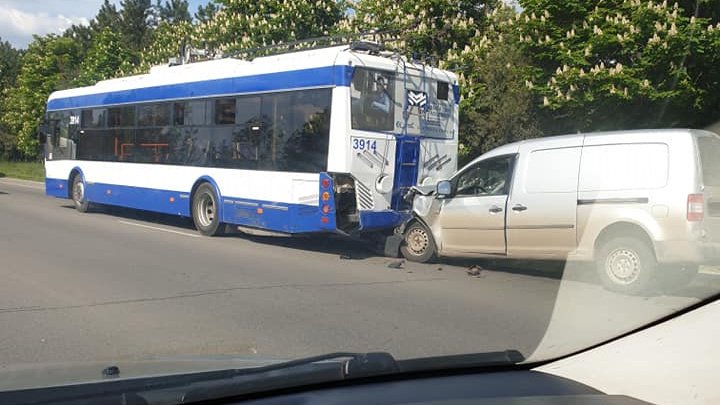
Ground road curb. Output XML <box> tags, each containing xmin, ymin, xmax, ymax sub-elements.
<box><xmin>0</xmin><ymin>177</ymin><xmax>44</xmax><ymax>186</ymax></box>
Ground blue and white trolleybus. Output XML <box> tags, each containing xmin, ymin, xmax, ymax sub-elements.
<box><xmin>42</xmin><ymin>44</ymin><xmax>459</xmax><ymax>236</ymax></box>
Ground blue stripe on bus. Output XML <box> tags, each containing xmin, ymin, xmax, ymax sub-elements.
<box><xmin>47</xmin><ymin>65</ymin><xmax>354</xmax><ymax>111</ymax></box>
<box><xmin>46</xmin><ymin>178</ymin><xmax>68</xmax><ymax>198</ymax></box>
<box><xmin>452</xmin><ymin>84</ymin><xmax>460</xmax><ymax>105</ymax></box>
<box><xmin>45</xmin><ymin>177</ymin><xmax>341</xmax><ymax>234</ymax></box>
<box><xmin>359</xmin><ymin>210</ymin><xmax>409</xmax><ymax>231</ymax></box>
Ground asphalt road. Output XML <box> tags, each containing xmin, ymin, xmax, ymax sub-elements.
<box><xmin>1</xmin><ymin>177</ymin><xmax>716</xmax><ymax>367</ymax></box>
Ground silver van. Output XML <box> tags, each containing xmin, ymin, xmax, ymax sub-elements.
<box><xmin>400</xmin><ymin>129</ymin><xmax>720</xmax><ymax>294</ymax></box>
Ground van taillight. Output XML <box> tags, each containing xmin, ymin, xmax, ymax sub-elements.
<box><xmin>687</xmin><ymin>194</ymin><xmax>704</xmax><ymax>222</ymax></box>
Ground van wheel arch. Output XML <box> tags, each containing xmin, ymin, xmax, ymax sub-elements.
<box><xmin>593</xmin><ymin>222</ymin><xmax>656</xmax><ymax>257</ymax></box>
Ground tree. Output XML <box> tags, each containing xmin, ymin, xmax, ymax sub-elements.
<box><xmin>1</xmin><ymin>35</ymin><xmax>82</xmax><ymax>157</ymax></box>
<box><xmin>77</xmin><ymin>28</ymin><xmax>134</xmax><ymax>85</ymax></box>
<box><xmin>348</xmin><ymin>0</ymin><xmax>499</xmax><ymax>62</ymax></box>
<box><xmin>156</xmin><ymin>0</ymin><xmax>191</xmax><ymax>24</ymax></box>
<box><xmin>63</xmin><ymin>24</ymin><xmax>94</xmax><ymax>57</ymax></box>
<box><xmin>93</xmin><ymin>0</ymin><xmax>123</xmax><ymax>32</ymax></box>
<box><xmin>443</xmin><ymin>7</ymin><xmax>541</xmax><ymax>160</ymax></box>
<box><xmin>195</xmin><ymin>1</ymin><xmax>219</xmax><ymax>23</ymax></box>
<box><xmin>64</xmin><ymin>0</ymin><xmax>121</xmax><ymax>60</ymax></box>
<box><xmin>515</xmin><ymin>0</ymin><xmax>720</xmax><ymax>134</ymax></box>
<box><xmin>0</xmin><ymin>38</ymin><xmax>22</xmax><ymax>156</ymax></box>
<box><xmin>194</xmin><ymin>0</ymin><xmax>345</xmax><ymax>55</ymax></box>
<box><xmin>0</xmin><ymin>38</ymin><xmax>21</xmax><ymax>92</ymax></box>
<box><xmin>121</xmin><ymin>0</ymin><xmax>155</xmax><ymax>53</ymax></box>
<box><xmin>136</xmin><ymin>20</ymin><xmax>194</xmax><ymax>72</ymax></box>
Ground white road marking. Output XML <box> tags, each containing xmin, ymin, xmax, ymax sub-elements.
<box><xmin>0</xmin><ymin>179</ymin><xmax>44</xmax><ymax>190</ymax></box>
<box><xmin>118</xmin><ymin>220</ymin><xmax>201</xmax><ymax>238</ymax></box>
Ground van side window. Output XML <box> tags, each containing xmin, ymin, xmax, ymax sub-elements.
<box><xmin>455</xmin><ymin>155</ymin><xmax>514</xmax><ymax>196</ymax></box>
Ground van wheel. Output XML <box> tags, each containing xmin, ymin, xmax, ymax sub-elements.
<box><xmin>192</xmin><ymin>183</ymin><xmax>223</xmax><ymax>236</ymax></box>
<box><xmin>596</xmin><ymin>236</ymin><xmax>656</xmax><ymax>295</ymax></box>
<box><xmin>401</xmin><ymin>222</ymin><xmax>436</xmax><ymax>263</ymax></box>
<box><xmin>71</xmin><ymin>174</ymin><xmax>90</xmax><ymax>213</ymax></box>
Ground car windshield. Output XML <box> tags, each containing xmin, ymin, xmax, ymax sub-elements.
<box><xmin>1</xmin><ymin>0</ymin><xmax>720</xmax><ymax>401</ymax></box>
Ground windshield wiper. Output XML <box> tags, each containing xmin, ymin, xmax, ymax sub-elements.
<box><xmin>0</xmin><ymin>351</ymin><xmax>523</xmax><ymax>405</ymax></box>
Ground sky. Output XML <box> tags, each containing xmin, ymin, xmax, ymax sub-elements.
<box><xmin>0</xmin><ymin>0</ymin><xmax>208</xmax><ymax>49</ymax></box>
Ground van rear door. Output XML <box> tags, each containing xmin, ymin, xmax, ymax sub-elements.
<box><xmin>506</xmin><ymin>137</ymin><xmax>583</xmax><ymax>258</ymax></box>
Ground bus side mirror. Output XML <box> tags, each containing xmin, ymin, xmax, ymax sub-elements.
<box><xmin>436</xmin><ymin>180</ymin><xmax>452</xmax><ymax>198</ymax></box>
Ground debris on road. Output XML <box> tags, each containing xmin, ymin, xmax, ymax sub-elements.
<box><xmin>339</xmin><ymin>254</ymin><xmax>353</xmax><ymax>260</ymax></box>
<box><xmin>387</xmin><ymin>260</ymin><xmax>405</xmax><ymax>269</ymax></box>
<box><xmin>436</xmin><ymin>267</ymin><xmax>443</xmax><ymax>271</ymax></box>
<box><xmin>466</xmin><ymin>265</ymin><xmax>485</xmax><ymax>278</ymax></box>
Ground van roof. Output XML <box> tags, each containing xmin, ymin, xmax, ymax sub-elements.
<box><xmin>467</xmin><ymin>128</ymin><xmax>718</xmax><ymax>166</ymax></box>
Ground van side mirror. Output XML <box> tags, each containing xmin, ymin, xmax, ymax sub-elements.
<box><xmin>436</xmin><ymin>180</ymin><xmax>452</xmax><ymax>197</ymax></box>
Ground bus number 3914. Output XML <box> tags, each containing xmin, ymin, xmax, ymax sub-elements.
<box><xmin>352</xmin><ymin>138</ymin><xmax>377</xmax><ymax>151</ymax></box>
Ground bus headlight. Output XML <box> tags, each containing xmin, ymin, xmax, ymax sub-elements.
<box><xmin>375</xmin><ymin>175</ymin><xmax>392</xmax><ymax>194</ymax></box>
<box><xmin>421</xmin><ymin>176</ymin><xmax>436</xmax><ymax>186</ymax></box>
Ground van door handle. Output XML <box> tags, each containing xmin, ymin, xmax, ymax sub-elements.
<box><xmin>512</xmin><ymin>204</ymin><xmax>528</xmax><ymax>212</ymax></box>
<box><xmin>489</xmin><ymin>205</ymin><xmax>503</xmax><ymax>213</ymax></box>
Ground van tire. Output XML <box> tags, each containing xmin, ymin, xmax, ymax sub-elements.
<box><xmin>71</xmin><ymin>174</ymin><xmax>91</xmax><ymax>213</ymax></box>
<box><xmin>596</xmin><ymin>236</ymin><xmax>657</xmax><ymax>295</ymax></box>
<box><xmin>401</xmin><ymin>222</ymin><xmax>436</xmax><ymax>263</ymax></box>
<box><xmin>192</xmin><ymin>183</ymin><xmax>224</xmax><ymax>236</ymax></box>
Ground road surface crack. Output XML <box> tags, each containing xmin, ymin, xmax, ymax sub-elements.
<box><xmin>0</xmin><ymin>278</ymin><xmax>447</xmax><ymax>314</ymax></box>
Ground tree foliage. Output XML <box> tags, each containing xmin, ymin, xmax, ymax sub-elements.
<box><xmin>156</xmin><ymin>0</ymin><xmax>192</xmax><ymax>24</ymax></box>
<box><xmin>0</xmin><ymin>38</ymin><xmax>22</xmax><ymax>155</ymax></box>
<box><xmin>121</xmin><ymin>0</ymin><xmax>155</xmax><ymax>54</ymax></box>
<box><xmin>195</xmin><ymin>1</ymin><xmax>220</xmax><ymax>23</ymax></box>
<box><xmin>137</xmin><ymin>20</ymin><xmax>194</xmax><ymax>71</ymax></box>
<box><xmin>1</xmin><ymin>36</ymin><xmax>82</xmax><ymax>156</ymax></box>
<box><xmin>194</xmin><ymin>0</ymin><xmax>345</xmax><ymax>54</ymax></box>
<box><xmin>77</xmin><ymin>28</ymin><xmax>134</xmax><ymax>85</ymax></box>
<box><xmin>348</xmin><ymin>0</ymin><xmax>499</xmax><ymax>61</ymax></box>
<box><xmin>443</xmin><ymin>7</ymin><xmax>540</xmax><ymax>161</ymax></box>
<box><xmin>516</xmin><ymin>0</ymin><xmax>720</xmax><ymax>134</ymax></box>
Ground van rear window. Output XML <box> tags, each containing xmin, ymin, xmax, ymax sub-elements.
<box><xmin>697</xmin><ymin>136</ymin><xmax>720</xmax><ymax>186</ymax></box>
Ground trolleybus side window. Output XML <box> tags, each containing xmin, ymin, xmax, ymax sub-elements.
<box><xmin>107</xmin><ymin>106</ymin><xmax>136</xmax><ymax>162</ymax></box>
<box><xmin>135</xmin><ymin>104</ymin><xmax>171</xmax><ymax>163</ymax></box>
<box><xmin>79</xmin><ymin>108</ymin><xmax>110</xmax><ymax>161</ymax></box>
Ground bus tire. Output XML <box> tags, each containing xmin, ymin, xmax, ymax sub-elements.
<box><xmin>71</xmin><ymin>174</ymin><xmax>90</xmax><ymax>213</ymax></box>
<box><xmin>596</xmin><ymin>236</ymin><xmax>656</xmax><ymax>295</ymax></box>
<box><xmin>192</xmin><ymin>183</ymin><xmax>224</xmax><ymax>236</ymax></box>
<box><xmin>400</xmin><ymin>221</ymin><xmax>436</xmax><ymax>263</ymax></box>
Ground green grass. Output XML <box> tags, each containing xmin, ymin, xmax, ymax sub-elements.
<box><xmin>0</xmin><ymin>160</ymin><xmax>45</xmax><ymax>182</ymax></box>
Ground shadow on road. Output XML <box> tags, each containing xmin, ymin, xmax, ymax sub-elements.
<box><xmin>66</xmin><ymin>203</ymin><xmax>378</xmax><ymax>259</ymax></box>
<box><xmin>60</xmin><ymin>203</ymin><xmax>720</xmax><ymax>299</ymax></box>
